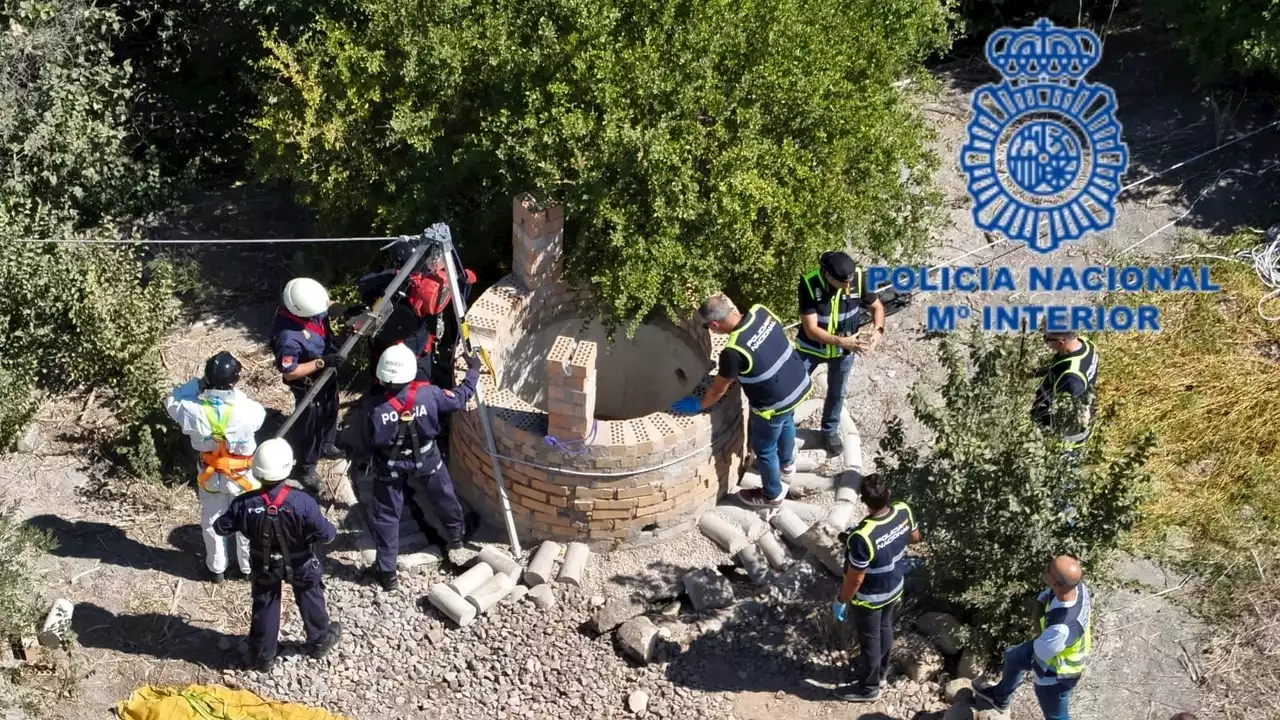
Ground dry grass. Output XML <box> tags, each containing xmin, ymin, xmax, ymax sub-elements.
<box><xmin>1094</xmin><ymin>254</ymin><xmax>1280</xmax><ymax>586</ymax></box>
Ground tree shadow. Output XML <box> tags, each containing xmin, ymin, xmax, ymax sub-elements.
<box><xmin>72</xmin><ymin>601</ymin><xmax>242</xmax><ymax>670</ymax></box>
<box><xmin>24</xmin><ymin>514</ymin><xmax>207</xmax><ymax>582</ymax></box>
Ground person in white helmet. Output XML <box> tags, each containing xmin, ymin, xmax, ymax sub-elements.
<box><xmin>164</xmin><ymin>351</ymin><xmax>265</xmax><ymax>583</ymax></box>
<box><xmin>271</xmin><ymin>277</ymin><xmax>344</xmax><ymax>488</ymax></box>
<box><xmin>339</xmin><ymin>342</ymin><xmax>480</xmax><ymax>590</ymax></box>
<box><xmin>213</xmin><ymin>438</ymin><xmax>342</xmax><ymax>672</ymax></box>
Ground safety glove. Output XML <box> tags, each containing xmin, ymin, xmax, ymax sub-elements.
<box><xmin>464</xmin><ymin>350</ymin><xmax>481</xmax><ymax>371</ymax></box>
<box><xmin>669</xmin><ymin>396</ymin><xmax>702</xmax><ymax>414</ymax></box>
<box><xmin>316</xmin><ymin>353</ymin><xmax>343</xmax><ymax>369</ymax></box>
<box><xmin>831</xmin><ymin>598</ymin><xmax>848</xmax><ymax>623</ymax></box>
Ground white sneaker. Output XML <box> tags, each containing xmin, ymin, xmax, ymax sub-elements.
<box><xmin>781</xmin><ymin>463</ymin><xmax>796</xmax><ymax>479</ymax></box>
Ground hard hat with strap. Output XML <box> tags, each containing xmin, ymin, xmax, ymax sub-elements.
<box><xmin>197</xmin><ymin>400</ymin><xmax>259</xmax><ymax>494</ymax></box>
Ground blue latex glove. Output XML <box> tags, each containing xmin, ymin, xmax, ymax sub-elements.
<box><xmin>831</xmin><ymin>599</ymin><xmax>848</xmax><ymax>622</ymax></box>
<box><xmin>670</xmin><ymin>396</ymin><xmax>702</xmax><ymax>414</ymax></box>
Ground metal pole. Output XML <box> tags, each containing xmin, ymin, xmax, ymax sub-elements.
<box><xmin>430</xmin><ymin>223</ymin><xmax>525</xmax><ymax>560</ymax></box>
<box><xmin>274</xmin><ymin>239</ymin><xmax>434</xmax><ymax>440</ymax></box>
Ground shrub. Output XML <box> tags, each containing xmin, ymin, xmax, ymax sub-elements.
<box><xmin>879</xmin><ymin>330</ymin><xmax>1153</xmax><ymax>648</ymax></box>
<box><xmin>1143</xmin><ymin>0</ymin><xmax>1280</xmax><ymax>84</ymax></box>
<box><xmin>0</xmin><ymin>498</ymin><xmax>52</xmax><ymax>640</ymax></box>
<box><xmin>252</xmin><ymin>0</ymin><xmax>955</xmax><ymax>329</ymax></box>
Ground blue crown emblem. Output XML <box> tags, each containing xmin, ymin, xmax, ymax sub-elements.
<box><xmin>959</xmin><ymin>18</ymin><xmax>1129</xmax><ymax>254</ymax></box>
<box><xmin>987</xmin><ymin>18</ymin><xmax>1101</xmax><ymax>81</ymax></box>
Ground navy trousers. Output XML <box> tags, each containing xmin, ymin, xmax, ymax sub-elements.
<box><xmin>249</xmin><ymin>556</ymin><xmax>329</xmax><ymax>663</ymax></box>
<box><xmin>370</xmin><ymin>460</ymin><xmax>465</xmax><ymax>573</ymax></box>
<box><xmin>287</xmin><ymin>381</ymin><xmax>339</xmax><ymax>471</ymax></box>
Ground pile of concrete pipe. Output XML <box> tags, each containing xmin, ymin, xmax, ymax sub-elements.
<box><xmin>427</xmin><ymin>541</ymin><xmax>591</xmax><ymax>627</ymax></box>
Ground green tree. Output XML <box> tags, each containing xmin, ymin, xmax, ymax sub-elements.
<box><xmin>1144</xmin><ymin>0</ymin><xmax>1280</xmax><ymax>84</ymax></box>
<box><xmin>253</xmin><ymin>0</ymin><xmax>954</xmax><ymax>327</ymax></box>
<box><xmin>0</xmin><ymin>0</ymin><xmax>179</xmax><ymax>478</ymax></box>
<box><xmin>879</xmin><ymin>330</ymin><xmax>1153</xmax><ymax>647</ymax></box>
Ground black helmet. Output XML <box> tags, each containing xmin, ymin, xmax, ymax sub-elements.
<box><xmin>203</xmin><ymin>351</ymin><xmax>242</xmax><ymax>390</ymax></box>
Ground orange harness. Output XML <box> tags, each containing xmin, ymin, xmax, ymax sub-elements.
<box><xmin>197</xmin><ymin>400</ymin><xmax>259</xmax><ymax>494</ymax></box>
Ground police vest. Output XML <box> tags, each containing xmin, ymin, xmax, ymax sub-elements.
<box><xmin>1037</xmin><ymin>337</ymin><xmax>1098</xmax><ymax>447</ymax></box>
<box><xmin>196</xmin><ymin>401</ymin><xmax>259</xmax><ymax>495</ymax></box>
<box><xmin>372</xmin><ymin>381</ymin><xmax>442</xmax><ymax>475</ymax></box>
<box><xmin>1034</xmin><ymin>582</ymin><xmax>1093</xmax><ymax>681</ymax></box>
<box><xmin>796</xmin><ymin>268</ymin><xmax>864</xmax><ymax>359</ymax></box>
<box><xmin>846</xmin><ymin>501</ymin><xmax>914</xmax><ymax>609</ymax></box>
<box><xmin>724</xmin><ymin>305</ymin><xmax>813</xmax><ymax>419</ymax></box>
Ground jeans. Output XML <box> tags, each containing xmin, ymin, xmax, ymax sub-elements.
<box><xmin>748</xmin><ymin>411</ymin><xmax>796</xmax><ymax>500</ymax></box>
<box><xmin>800</xmin><ymin>352</ymin><xmax>855</xmax><ymax>438</ymax></box>
<box><xmin>986</xmin><ymin>640</ymin><xmax>1077</xmax><ymax>720</ymax></box>
<box><xmin>851</xmin><ymin>599</ymin><xmax>898</xmax><ymax>691</ymax></box>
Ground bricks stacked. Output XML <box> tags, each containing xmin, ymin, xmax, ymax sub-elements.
<box><xmin>512</xmin><ymin>193</ymin><xmax>564</xmax><ymax>291</ymax></box>
<box><xmin>545</xmin><ymin>336</ymin><xmax>597</xmax><ymax>443</ymax></box>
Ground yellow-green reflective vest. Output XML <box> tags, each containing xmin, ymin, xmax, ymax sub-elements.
<box><xmin>1035</xmin><ymin>582</ymin><xmax>1092</xmax><ymax>680</ymax></box>
<box><xmin>724</xmin><ymin>305</ymin><xmax>813</xmax><ymax>419</ymax></box>
<box><xmin>795</xmin><ymin>268</ymin><xmax>864</xmax><ymax>359</ymax></box>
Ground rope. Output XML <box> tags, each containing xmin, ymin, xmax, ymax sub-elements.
<box><xmin>11</xmin><ymin>235</ymin><xmax>397</xmax><ymax>245</ymax></box>
<box><xmin>1170</xmin><ymin>230</ymin><xmax>1280</xmax><ymax>321</ymax></box>
<box><xmin>543</xmin><ymin>419</ymin><xmax>599</xmax><ymax>455</ymax></box>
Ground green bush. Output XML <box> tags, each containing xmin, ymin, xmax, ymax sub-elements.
<box><xmin>0</xmin><ymin>0</ymin><xmax>180</xmax><ymax>478</ymax></box>
<box><xmin>0</xmin><ymin>498</ymin><xmax>52</xmax><ymax>639</ymax></box>
<box><xmin>879</xmin><ymin>330</ymin><xmax>1153</xmax><ymax>648</ymax></box>
<box><xmin>253</xmin><ymin>0</ymin><xmax>955</xmax><ymax>329</ymax></box>
<box><xmin>1144</xmin><ymin>0</ymin><xmax>1280</xmax><ymax>84</ymax></box>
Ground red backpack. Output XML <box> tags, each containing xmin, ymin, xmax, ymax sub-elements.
<box><xmin>405</xmin><ymin>263</ymin><xmax>477</xmax><ymax>319</ymax></box>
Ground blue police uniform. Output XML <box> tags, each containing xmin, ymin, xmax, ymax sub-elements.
<box><xmin>270</xmin><ymin>309</ymin><xmax>340</xmax><ymax>474</ymax></box>
<box><xmin>843</xmin><ymin>500</ymin><xmax>917</xmax><ymax>692</ymax></box>
<box><xmin>345</xmin><ymin>364</ymin><xmax>479</xmax><ymax>573</ymax></box>
<box><xmin>213</xmin><ymin>482</ymin><xmax>337</xmax><ymax>666</ymax></box>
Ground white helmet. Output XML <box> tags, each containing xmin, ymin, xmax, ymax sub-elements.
<box><xmin>376</xmin><ymin>343</ymin><xmax>417</xmax><ymax>385</ymax></box>
<box><xmin>282</xmin><ymin>278</ymin><xmax>329</xmax><ymax>318</ymax></box>
<box><xmin>252</xmin><ymin>438</ymin><xmax>295</xmax><ymax>483</ymax></box>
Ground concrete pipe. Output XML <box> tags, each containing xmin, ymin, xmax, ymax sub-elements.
<box><xmin>477</xmin><ymin>545</ymin><xmax>522</xmax><ymax>577</ymax></box>
<box><xmin>756</xmin><ymin>532</ymin><xmax>792</xmax><ymax>571</ymax></box>
<box><xmin>617</xmin><ymin>616</ymin><xmax>660</xmax><ymax>664</ymax></box>
<box><xmin>466</xmin><ymin>571</ymin><xmax>518</xmax><ymax>615</ymax></box>
<box><xmin>527</xmin><ymin>583</ymin><xmax>557</xmax><ymax>610</ymax></box>
<box><xmin>735</xmin><ymin>545</ymin><xmax>771</xmax><ymax>585</ymax></box>
<box><xmin>557</xmin><ymin>542</ymin><xmax>590</xmax><ymax>586</ymax></box>
<box><xmin>698</xmin><ymin>511</ymin><xmax>750</xmax><ymax>553</ymax></box>
<box><xmin>825</xmin><ymin>502</ymin><xmax>858</xmax><ymax>533</ymax></box>
<box><xmin>770</xmin><ymin>507</ymin><xmax>812</xmax><ymax>546</ymax></box>
<box><xmin>448</xmin><ymin>562</ymin><xmax>494</xmax><ymax>597</ymax></box>
<box><xmin>523</xmin><ymin>541</ymin><xmax>562</xmax><ymax>586</ymax></box>
<box><xmin>428</xmin><ymin>583</ymin><xmax>477</xmax><ymax>627</ymax></box>
<box><xmin>834</xmin><ymin>468</ymin><xmax>861</xmax><ymax>503</ymax></box>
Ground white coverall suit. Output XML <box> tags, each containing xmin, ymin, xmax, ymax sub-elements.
<box><xmin>164</xmin><ymin>378</ymin><xmax>267</xmax><ymax>575</ymax></box>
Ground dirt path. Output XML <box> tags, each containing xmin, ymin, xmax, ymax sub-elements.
<box><xmin>3</xmin><ymin>30</ymin><xmax>1275</xmax><ymax>720</ymax></box>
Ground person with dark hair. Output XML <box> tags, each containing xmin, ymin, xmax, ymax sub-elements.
<box><xmin>974</xmin><ymin>555</ymin><xmax>1093</xmax><ymax>720</ymax></box>
<box><xmin>671</xmin><ymin>295</ymin><xmax>813</xmax><ymax>508</ymax></box>
<box><xmin>1031</xmin><ymin>329</ymin><xmax>1098</xmax><ymax>448</ymax></box>
<box><xmin>164</xmin><ymin>351</ymin><xmax>266</xmax><ymax>583</ymax></box>
<box><xmin>795</xmin><ymin>251</ymin><xmax>885</xmax><ymax>455</ymax></box>
<box><xmin>831</xmin><ymin>473</ymin><xmax>921</xmax><ymax>702</ymax></box>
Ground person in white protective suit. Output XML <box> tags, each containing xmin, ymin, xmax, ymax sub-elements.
<box><xmin>164</xmin><ymin>351</ymin><xmax>267</xmax><ymax>582</ymax></box>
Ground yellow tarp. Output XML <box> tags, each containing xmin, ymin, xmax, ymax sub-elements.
<box><xmin>114</xmin><ymin>684</ymin><xmax>349</xmax><ymax>720</ymax></box>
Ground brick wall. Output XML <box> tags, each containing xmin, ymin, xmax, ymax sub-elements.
<box><xmin>446</xmin><ymin>194</ymin><xmax>747</xmax><ymax>551</ymax></box>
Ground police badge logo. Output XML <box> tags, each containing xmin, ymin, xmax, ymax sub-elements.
<box><xmin>960</xmin><ymin>18</ymin><xmax>1129</xmax><ymax>254</ymax></box>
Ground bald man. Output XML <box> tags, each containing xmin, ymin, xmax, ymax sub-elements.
<box><xmin>974</xmin><ymin>556</ymin><xmax>1093</xmax><ymax>720</ymax></box>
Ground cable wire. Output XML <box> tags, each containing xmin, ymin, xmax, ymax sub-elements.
<box><xmin>11</xmin><ymin>235</ymin><xmax>398</xmax><ymax>245</ymax></box>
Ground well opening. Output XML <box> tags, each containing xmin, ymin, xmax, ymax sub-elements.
<box><xmin>501</xmin><ymin>316</ymin><xmax>709</xmax><ymax>421</ymax></box>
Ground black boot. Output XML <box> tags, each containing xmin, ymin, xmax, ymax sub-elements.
<box><xmin>375</xmin><ymin>569</ymin><xmax>398</xmax><ymax>592</ymax></box>
<box><xmin>256</xmin><ymin>653</ymin><xmax>277</xmax><ymax>673</ymax></box>
<box><xmin>823</xmin><ymin>433</ymin><xmax>844</xmax><ymax>456</ymax></box>
<box><xmin>309</xmin><ymin>622</ymin><xmax>343</xmax><ymax>660</ymax></box>
<box><xmin>445</xmin><ymin>541</ymin><xmax>467</xmax><ymax>568</ymax></box>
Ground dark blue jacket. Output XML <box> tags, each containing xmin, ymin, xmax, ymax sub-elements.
<box><xmin>343</xmin><ymin>367</ymin><xmax>479</xmax><ymax>473</ymax></box>
<box><xmin>270</xmin><ymin>309</ymin><xmax>336</xmax><ymax>389</ymax></box>
<box><xmin>213</xmin><ymin>483</ymin><xmax>336</xmax><ymax>568</ymax></box>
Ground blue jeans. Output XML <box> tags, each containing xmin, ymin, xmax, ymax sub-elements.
<box><xmin>748</xmin><ymin>411</ymin><xmax>796</xmax><ymax>500</ymax></box>
<box><xmin>800</xmin><ymin>352</ymin><xmax>855</xmax><ymax>438</ymax></box>
<box><xmin>987</xmin><ymin>640</ymin><xmax>1076</xmax><ymax>720</ymax></box>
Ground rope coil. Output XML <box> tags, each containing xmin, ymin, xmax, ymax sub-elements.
<box><xmin>544</xmin><ymin>419</ymin><xmax>599</xmax><ymax>456</ymax></box>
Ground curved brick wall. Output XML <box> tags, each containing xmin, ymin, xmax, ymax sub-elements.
<box><xmin>447</xmin><ymin>195</ymin><xmax>747</xmax><ymax>550</ymax></box>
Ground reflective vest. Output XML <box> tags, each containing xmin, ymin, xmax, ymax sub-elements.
<box><xmin>197</xmin><ymin>401</ymin><xmax>259</xmax><ymax>494</ymax></box>
<box><xmin>724</xmin><ymin>305</ymin><xmax>813</xmax><ymax>419</ymax></box>
<box><xmin>846</xmin><ymin>501</ymin><xmax>914</xmax><ymax>609</ymax></box>
<box><xmin>796</xmin><ymin>268</ymin><xmax>864</xmax><ymax>358</ymax></box>
<box><xmin>1035</xmin><ymin>583</ymin><xmax>1092</xmax><ymax>681</ymax></box>
<box><xmin>1037</xmin><ymin>337</ymin><xmax>1098</xmax><ymax>447</ymax></box>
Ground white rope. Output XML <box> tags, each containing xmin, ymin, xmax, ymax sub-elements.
<box><xmin>1171</xmin><ymin>231</ymin><xmax>1280</xmax><ymax>321</ymax></box>
<box><xmin>10</xmin><ymin>235</ymin><xmax>398</xmax><ymax>245</ymax></box>
<box><xmin>1120</xmin><ymin>119</ymin><xmax>1280</xmax><ymax>193</ymax></box>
